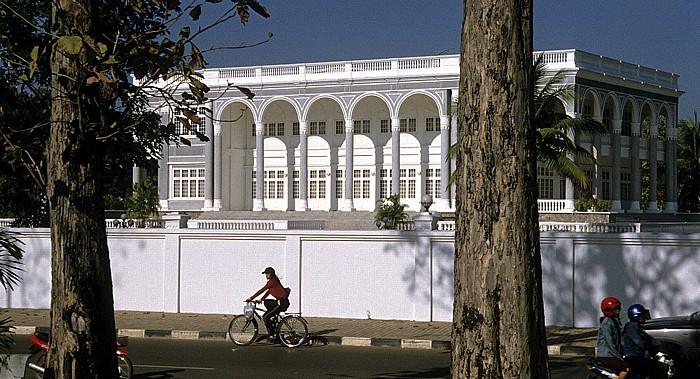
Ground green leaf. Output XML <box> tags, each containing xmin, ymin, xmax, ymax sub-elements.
<box><xmin>56</xmin><ymin>35</ymin><xmax>83</xmax><ymax>55</ymax></box>
<box><xmin>189</xmin><ymin>5</ymin><xmax>202</xmax><ymax>21</ymax></box>
<box><xmin>179</xmin><ymin>27</ymin><xmax>191</xmax><ymax>40</ymax></box>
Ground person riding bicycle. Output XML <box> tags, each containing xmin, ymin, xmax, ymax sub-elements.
<box><xmin>246</xmin><ymin>267</ymin><xmax>290</xmax><ymax>342</ymax></box>
<box><xmin>595</xmin><ymin>296</ymin><xmax>630</xmax><ymax>378</ymax></box>
<box><xmin>623</xmin><ymin>304</ymin><xmax>664</xmax><ymax>379</ymax></box>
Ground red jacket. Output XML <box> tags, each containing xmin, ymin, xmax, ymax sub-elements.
<box><xmin>251</xmin><ymin>279</ymin><xmax>287</xmax><ymax>300</ymax></box>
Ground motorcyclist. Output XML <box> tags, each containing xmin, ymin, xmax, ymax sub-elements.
<box><xmin>595</xmin><ymin>296</ymin><xmax>630</xmax><ymax>377</ymax></box>
<box><xmin>623</xmin><ymin>304</ymin><xmax>664</xmax><ymax>379</ymax></box>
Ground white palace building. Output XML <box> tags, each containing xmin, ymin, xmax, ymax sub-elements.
<box><xmin>148</xmin><ymin>49</ymin><xmax>682</xmax><ymax>215</ymax></box>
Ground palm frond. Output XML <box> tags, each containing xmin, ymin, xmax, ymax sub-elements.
<box><xmin>0</xmin><ymin>229</ymin><xmax>24</xmax><ymax>292</ymax></box>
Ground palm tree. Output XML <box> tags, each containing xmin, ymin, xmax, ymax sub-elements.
<box><xmin>677</xmin><ymin>112</ymin><xmax>700</xmax><ymax>212</ymax></box>
<box><xmin>0</xmin><ymin>228</ymin><xmax>24</xmax><ymax>352</ymax></box>
<box><xmin>448</xmin><ymin>56</ymin><xmax>607</xmax><ymax>194</ymax></box>
<box><xmin>532</xmin><ymin>54</ymin><xmax>607</xmax><ymax>194</ymax></box>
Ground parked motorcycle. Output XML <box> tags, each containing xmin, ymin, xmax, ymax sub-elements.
<box><xmin>585</xmin><ymin>352</ymin><xmax>675</xmax><ymax>379</ymax></box>
<box><xmin>26</xmin><ymin>331</ymin><xmax>133</xmax><ymax>379</ymax></box>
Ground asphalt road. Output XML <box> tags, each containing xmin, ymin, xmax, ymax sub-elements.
<box><xmin>12</xmin><ymin>335</ymin><xmax>593</xmax><ymax>378</ymax></box>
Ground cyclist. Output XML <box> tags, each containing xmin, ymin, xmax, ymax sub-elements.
<box><xmin>595</xmin><ymin>296</ymin><xmax>630</xmax><ymax>378</ymax></box>
<box><xmin>623</xmin><ymin>304</ymin><xmax>664</xmax><ymax>379</ymax></box>
<box><xmin>246</xmin><ymin>267</ymin><xmax>290</xmax><ymax>342</ymax></box>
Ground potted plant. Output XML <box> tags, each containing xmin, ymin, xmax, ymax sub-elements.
<box><xmin>374</xmin><ymin>194</ymin><xmax>408</xmax><ymax>229</ymax></box>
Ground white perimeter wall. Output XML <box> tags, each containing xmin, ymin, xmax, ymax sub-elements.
<box><xmin>2</xmin><ymin>228</ymin><xmax>700</xmax><ymax>327</ymax></box>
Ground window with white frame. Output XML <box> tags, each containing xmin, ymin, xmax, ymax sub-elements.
<box><xmin>293</xmin><ymin>170</ymin><xmax>299</xmax><ymax>198</ymax></box>
<box><xmin>400</xmin><ymin>118</ymin><xmax>416</xmax><ymax>132</ymax></box>
<box><xmin>425</xmin><ymin>168</ymin><xmax>441</xmax><ymax>199</ymax></box>
<box><xmin>293</xmin><ymin>122</ymin><xmax>300</xmax><ymax>136</ymax></box>
<box><xmin>380</xmin><ymin>119</ymin><xmax>390</xmax><ymax>133</ymax></box>
<box><xmin>537</xmin><ymin>166</ymin><xmax>554</xmax><ymax>199</ymax></box>
<box><xmin>335</xmin><ymin>120</ymin><xmax>344</xmax><ymax>135</ymax></box>
<box><xmin>172</xmin><ymin>167</ymin><xmax>205</xmax><ymax>198</ymax></box>
<box><xmin>621</xmin><ymin>172</ymin><xmax>631</xmax><ymax>201</ymax></box>
<box><xmin>602</xmin><ymin>170</ymin><xmax>610</xmax><ymax>200</ymax></box>
<box><xmin>310</xmin><ymin>121</ymin><xmax>326</xmax><ymax>135</ymax></box>
<box><xmin>380</xmin><ymin>169</ymin><xmax>391</xmax><ymax>199</ymax></box>
<box><xmin>251</xmin><ymin>170</ymin><xmax>256</xmax><ymax>198</ymax></box>
<box><xmin>399</xmin><ymin>169</ymin><xmax>416</xmax><ymax>199</ymax></box>
<box><xmin>308</xmin><ymin>169</ymin><xmax>326</xmax><ymax>198</ymax></box>
<box><xmin>353</xmin><ymin>120</ymin><xmax>370</xmax><ymax>134</ymax></box>
<box><xmin>353</xmin><ymin>169</ymin><xmax>370</xmax><ymax>199</ymax></box>
<box><xmin>425</xmin><ymin>117</ymin><xmax>439</xmax><ymax>132</ymax></box>
<box><xmin>335</xmin><ymin>170</ymin><xmax>344</xmax><ymax>198</ymax></box>
<box><xmin>173</xmin><ymin>107</ymin><xmax>206</xmax><ymax>136</ymax></box>
<box><xmin>264</xmin><ymin>123</ymin><xmax>285</xmax><ymax>137</ymax></box>
<box><xmin>260</xmin><ymin>170</ymin><xmax>285</xmax><ymax>199</ymax></box>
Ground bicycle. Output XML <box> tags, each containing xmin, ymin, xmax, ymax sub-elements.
<box><xmin>228</xmin><ymin>301</ymin><xmax>309</xmax><ymax>348</ymax></box>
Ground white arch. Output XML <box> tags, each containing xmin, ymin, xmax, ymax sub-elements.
<box><xmin>302</xmin><ymin>94</ymin><xmax>348</xmax><ymax>121</ymax></box>
<box><xmin>216</xmin><ymin>98</ymin><xmax>256</xmax><ymax>122</ymax></box>
<box><xmin>348</xmin><ymin>92</ymin><xmax>393</xmax><ymax>118</ymax></box>
<box><xmin>396</xmin><ymin>90</ymin><xmax>444</xmax><ymax>117</ymax></box>
<box><xmin>581</xmin><ymin>88</ymin><xmax>602</xmax><ymax>117</ymax></box>
<box><xmin>258</xmin><ymin>96</ymin><xmax>303</xmax><ymax>123</ymax></box>
<box><xmin>620</xmin><ymin>95</ymin><xmax>640</xmax><ymax>123</ymax></box>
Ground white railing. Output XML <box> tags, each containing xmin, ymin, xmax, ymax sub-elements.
<box><xmin>395</xmin><ymin>221</ymin><xmax>416</xmax><ymax>231</ymax></box>
<box><xmin>437</xmin><ymin>221</ymin><xmax>455</xmax><ymax>231</ymax></box>
<box><xmin>106</xmin><ymin>218</ymin><xmax>165</xmax><ymax>229</ymax></box>
<box><xmin>187</xmin><ymin>219</ymin><xmax>324</xmax><ymax>230</ymax></box>
<box><xmin>210</xmin><ymin>55</ymin><xmax>459</xmax><ymax>84</ymax></box>
<box><xmin>539</xmin><ymin>222</ymin><xmax>640</xmax><ymax>233</ymax></box>
<box><xmin>434</xmin><ymin>220</ymin><xmax>640</xmax><ymax>233</ymax></box>
<box><xmin>0</xmin><ymin>219</ymin><xmax>14</xmax><ymax>227</ymax></box>
<box><xmin>538</xmin><ymin>200</ymin><xmax>569</xmax><ymax>213</ymax></box>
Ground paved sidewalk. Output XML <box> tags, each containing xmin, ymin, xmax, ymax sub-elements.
<box><xmin>0</xmin><ymin>308</ymin><xmax>596</xmax><ymax>354</ymax></box>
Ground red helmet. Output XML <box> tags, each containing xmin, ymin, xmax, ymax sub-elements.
<box><xmin>601</xmin><ymin>297</ymin><xmax>621</xmax><ymax>317</ymax></box>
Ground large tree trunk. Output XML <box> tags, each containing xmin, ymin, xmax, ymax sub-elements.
<box><xmin>47</xmin><ymin>1</ymin><xmax>118</xmax><ymax>378</ymax></box>
<box><xmin>452</xmin><ymin>1</ymin><xmax>549</xmax><ymax>378</ymax></box>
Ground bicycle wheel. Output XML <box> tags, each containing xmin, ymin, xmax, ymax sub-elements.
<box><xmin>117</xmin><ymin>354</ymin><xmax>133</xmax><ymax>379</ymax></box>
<box><xmin>228</xmin><ymin>315</ymin><xmax>259</xmax><ymax>345</ymax></box>
<box><xmin>277</xmin><ymin>315</ymin><xmax>308</xmax><ymax>348</ymax></box>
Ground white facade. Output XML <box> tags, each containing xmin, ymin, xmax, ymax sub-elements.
<box><xmin>148</xmin><ymin>50</ymin><xmax>682</xmax><ymax>213</ymax></box>
<box><xmin>4</xmin><ymin>228</ymin><xmax>700</xmax><ymax>327</ymax></box>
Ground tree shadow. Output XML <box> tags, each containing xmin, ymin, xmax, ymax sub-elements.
<box><xmin>133</xmin><ymin>368</ymin><xmax>185</xmax><ymax>378</ymax></box>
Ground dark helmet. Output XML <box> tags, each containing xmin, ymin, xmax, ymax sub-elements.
<box><xmin>600</xmin><ymin>297</ymin><xmax>621</xmax><ymax>317</ymax></box>
<box><xmin>628</xmin><ymin>304</ymin><xmax>651</xmax><ymax>323</ymax></box>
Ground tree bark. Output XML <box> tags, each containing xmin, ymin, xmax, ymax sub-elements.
<box><xmin>47</xmin><ymin>1</ymin><xmax>118</xmax><ymax>377</ymax></box>
<box><xmin>452</xmin><ymin>1</ymin><xmax>549</xmax><ymax>378</ymax></box>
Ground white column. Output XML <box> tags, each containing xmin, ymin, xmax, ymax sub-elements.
<box><xmin>391</xmin><ymin>117</ymin><xmax>400</xmax><ymax>196</ymax></box>
<box><xmin>628</xmin><ymin>121</ymin><xmax>641</xmax><ymax>212</ymax></box>
<box><xmin>158</xmin><ymin>111</ymin><xmax>170</xmax><ymax>211</ymax></box>
<box><xmin>611</xmin><ymin>118</ymin><xmax>622</xmax><ymax>212</ymax></box>
<box><xmin>648</xmin><ymin>125</ymin><xmax>659</xmax><ymax>213</ymax></box>
<box><xmin>297</xmin><ymin>121</ymin><xmax>309</xmax><ymax>211</ymax></box>
<box><xmin>203</xmin><ymin>102</ymin><xmax>214</xmax><ymax>211</ymax></box>
<box><xmin>665</xmin><ymin>126</ymin><xmax>678</xmax><ymax>213</ymax></box>
<box><xmin>592</xmin><ymin>116</ymin><xmax>603</xmax><ymax>200</ymax></box>
<box><xmin>341</xmin><ymin>118</ymin><xmax>355</xmax><ymax>211</ymax></box>
<box><xmin>438</xmin><ymin>115</ymin><xmax>451</xmax><ymax>211</ymax></box>
<box><xmin>253</xmin><ymin>121</ymin><xmax>265</xmax><ymax>211</ymax></box>
<box><xmin>563</xmin><ymin>112</ymin><xmax>576</xmax><ymax>212</ymax></box>
<box><xmin>213</xmin><ymin>120</ymin><xmax>222</xmax><ymax>210</ymax></box>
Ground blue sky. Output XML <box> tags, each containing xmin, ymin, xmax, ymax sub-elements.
<box><xmin>194</xmin><ymin>1</ymin><xmax>699</xmax><ymax>120</ymax></box>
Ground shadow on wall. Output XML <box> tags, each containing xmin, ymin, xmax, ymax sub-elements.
<box><xmin>574</xmin><ymin>236</ymin><xmax>700</xmax><ymax>327</ymax></box>
<box><xmin>383</xmin><ymin>234</ymin><xmax>454</xmax><ymax>323</ymax></box>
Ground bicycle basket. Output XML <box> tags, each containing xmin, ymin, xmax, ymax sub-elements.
<box><xmin>244</xmin><ymin>302</ymin><xmax>255</xmax><ymax>320</ymax></box>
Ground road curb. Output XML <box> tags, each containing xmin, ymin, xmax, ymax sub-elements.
<box><xmin>12</xmin><ymin>326</ymin><xmax>589</xmax><ymax>354</ymax></box>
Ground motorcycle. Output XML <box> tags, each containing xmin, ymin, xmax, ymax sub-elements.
<box><xmin>26</xmin><ymin>331</ymin><xmax>133</xmax><ymax>379</ymax></box>
<box><xmin>585</xmin><ymin>352</ymin><xmax>675</xmax><ymax>379</ymax></box>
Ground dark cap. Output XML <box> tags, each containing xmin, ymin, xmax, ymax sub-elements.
<box><xmin>262</xmin><ymin>267</ymin><xmax>275</xmax><ymax>275</ymax></box>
